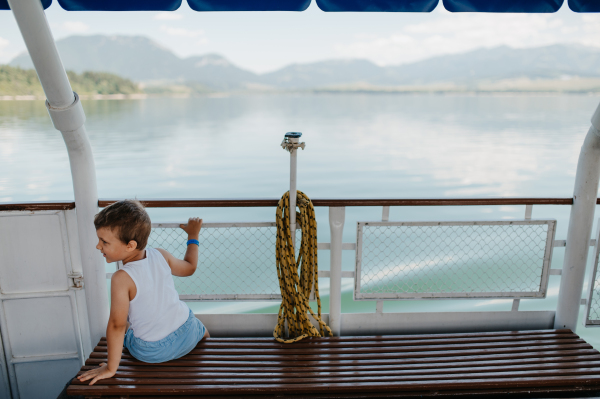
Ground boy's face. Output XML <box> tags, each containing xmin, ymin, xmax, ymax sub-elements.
<box><xmin>96</xmin><ymin>227</ymin><xmax>137</xmax><ymax>263</ymax></box>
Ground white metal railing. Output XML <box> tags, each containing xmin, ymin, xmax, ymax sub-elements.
<box><xmin>93</xmin><ymin>201</ymin><xmax>597</xmax><ymax>335</ymax></box>
<box><xmin>151</xmin><ymin>222</ymin><xmax>294</xmax><ymax>300</ymax></box>
<box><xmin>106</xmin><ymin>213</ymin><xmax>561</xmax><ymax>306</ymax></box>
<box><xmin>354</xmin><ymin>219</ymin><xmax>557</xmax><ymax>300</ymax></box>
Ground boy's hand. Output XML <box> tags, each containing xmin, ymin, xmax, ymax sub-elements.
<box><xmin>180</xmin><ymin>217</ymin><xmax>203</xmax><ymax>239</ymax></box>
<box><xmin>76</xmin><ymin>362</ymin><xmax>115</xmax><ymax>386</ymax></box>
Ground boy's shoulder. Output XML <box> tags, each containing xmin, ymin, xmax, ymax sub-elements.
<box><xmin>111</xmin><ymin>269</ymin><xmax>134</xmax><ymax>286</ymax></box>
<box><xmin>155</xmin><ymin>248</ymin><xmax>172</xmax><ymax>260</ymax></box>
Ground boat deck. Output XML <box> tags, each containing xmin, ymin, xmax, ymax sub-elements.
<box><xmin>67</xmin><ymin>329</ymin><xmax>600</xmax><ymax>398</ymax></box>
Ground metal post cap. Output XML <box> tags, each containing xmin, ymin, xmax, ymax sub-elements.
<box><xmin>285</xmin><ymin>132</ymin><xmax>302</xmax><ymax>138</ymax></box>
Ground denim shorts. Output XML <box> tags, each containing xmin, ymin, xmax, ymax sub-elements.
<box><xmin>124</xmin><ymin>308</ymin><xmax>206</xmax><ymax>363</ymax></box>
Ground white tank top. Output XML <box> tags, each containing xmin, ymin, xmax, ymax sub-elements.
<box><xmin>120</xmin><ymin>247</ymin><xmax>190</xmax><ymax>342</ymax></box>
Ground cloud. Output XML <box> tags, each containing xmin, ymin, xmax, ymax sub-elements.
<box><xmin>334</xmin><ymin>9</ymin><xmax>600</xmax><ymax>66</ymax></box>
<box><xmin>0</xmin><ymin>37</ymin><xmax>10</xmax><ymax>62</ymax></box>
<box><xmin>581</xmin><ymin>15</ymin><xmax>600</xmax><ymax>48</ymax></box>
<box><xmin>61</xmin><ymin>21</ymin><xmax>90</xmax><ymax>33</ymax></box>
<box><xmin>0</xmin><ymin>37</ymin><xmax>8</xmax><ymax>54</ymax></box>
<box><xmin>159</xmin><ymin>25</ymin><xmax>208</xmax><ymax>44</ymax></box>
<box><xmin>154</xmin><ymin>12</ymin><xmax>183</xmax><ymax>20</ymax></box>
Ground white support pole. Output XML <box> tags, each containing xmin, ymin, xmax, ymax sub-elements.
<box><xmin>9</xmin><ymin>0</ymin><xmax>109</xmax><ymax>346</ymax></box>
<box><xmin>555</xmin><ymin>102</ymin><xmax>600</xmax><ymax>330</ymax></box>
<box><xmin>7</xmin><ymin>0</ymin><xmax>73</xmax><ymax>108</ymax></box>
<box><xmin>329</xmin><ymin>206</ymin><xmax>345</xmax><ymax>336</ymax></box>
<box><xmin>289</xmin><ymin>138</ymin><xmax>298</xmax><ymax>245</ymax></box>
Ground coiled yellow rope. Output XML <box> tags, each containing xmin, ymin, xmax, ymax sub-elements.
<box><xmin>274</xmin><ymin>190</ymin><xmax>333</xmax><ymax>343</ymax></box>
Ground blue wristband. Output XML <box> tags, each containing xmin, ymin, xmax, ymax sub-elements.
<box><xmin>187</xmin><ymin>239</ymin><xmax>199</xmax><ymax>246</ymax></box>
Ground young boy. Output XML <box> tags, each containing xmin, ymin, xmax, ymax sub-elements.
<box><xmin>77</xmin><ymin>199</ymin><xmax>209</xmax><ymax>386</ymax></box>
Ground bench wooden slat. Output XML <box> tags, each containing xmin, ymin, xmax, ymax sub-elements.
<box><xmin>70</xmin><ymin>330</ymin><xmax>600</xmax><ymax>398</ymax></box>
<box><xmin>76</xmin><ymin>360</ymin><xmax>600</xmax><ymax>380</ymax></box>
<box><xmin>98</xmin><ymin>328</ymin><xmax>574</xmax><ymax>344</ymax></box>
<box><xmin>87</xmin><ymin>343</ymin><xmax>593</xmax><ymax>363</ymax></box>
<box><xmin>67</xmin><ymin>374</ymin><xmax>600</xmax><ymax>395</ymax></box>
<box><xmin>80</xmin><ymin>354</ymin><xmax>600</xmax><ymax>374</ymax></box>
<box><xmin>69</xmin><ymin>365</ymin><xmax>600</xmax><ymax>386</ymax></box>
<box><xmin>65</xmin><ymin>389</ymin><xmax>600</xmax><ymax>399</ymax></box>
<box><xmin>94</xmin><ymin>333</ymin><xmax>579</xmax><ymax>351</ymax></box>
<box><xmin>84</xmin><ymin>347</ymin><xmax>600</xmax><ymax>368</ymax></box>
<box><xmin>93</xmin><ymin>337</ymin><xmax>585</xmax><ymax>355</ymax></box>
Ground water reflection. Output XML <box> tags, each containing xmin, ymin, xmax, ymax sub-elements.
<box><xmin>1</xmin><ymin>94</ymin><xmax>596</xmax><ymax>202</ymax></box>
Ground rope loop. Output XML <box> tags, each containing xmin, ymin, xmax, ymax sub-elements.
<box><xmin>274</xmin><ymin>190</ymin><xmax>333</xmax><ymax>343</ymax></box>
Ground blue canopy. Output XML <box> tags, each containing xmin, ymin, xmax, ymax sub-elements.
<box><xmin>443</xmin><ymin>0</ymin><xmax>563</xmax><ymax>12</ymax></box>
<box><xmin>316</xmin><ymin>0</ymin><xmax>438</xmax><ymax>12</ymax></box>
<box><xmin>189</xmin><ymin>0</ymin><xmax>310</xmax><ymax>11</ymax></box>
<box><xmin>1</xmin><ymin>0</ymin><xmax>599</xmax><ymax>12</ymax></box>
<box><xmin>0</xmin><ymin>0</ymin><xmax>51</xmax><ymax>9</ymax></box>
<box><xmin>57</xmin><ymin>0</ymin><xmax>181</xmax><ymax>11</ymax></box>
<box><xmin>569</xmin><ymin>0</ymin><xmax>600</xmax><ymax>11</ymax></box>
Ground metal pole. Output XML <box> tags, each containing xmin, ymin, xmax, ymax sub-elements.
<box><xmin>289</xmin><ymin>138</ymin><xmax>298</xmax><ymax>245</ymax></box>
<box><xmin>8</xmin><ymin>0</ymin><xmax>109</xmax><ymax>349</ymax></box>
<box><xmin>555</xmin><ymin>102</ymin><xmax>600</xmax><ymax>330</ymax></box>
<box><xmin>329</xmin><ymin>207</ymin><xmax>345</xmax><ymax>336</ymax></box>
<box><xmin>281</xmin><ymin>132</ymin><xmax>305</xmax><ymax>247</ymax></box>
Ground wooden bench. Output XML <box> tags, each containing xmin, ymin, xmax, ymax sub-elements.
<box><xmin>67</xmin><ymin>329</ymin><xmax>600</xmax><ymax>398</ymax></box>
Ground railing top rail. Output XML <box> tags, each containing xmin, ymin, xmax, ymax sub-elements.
<box><xmin>0</xmin><ymin>201</ymin><xmax>76</xmax><ymax>211</ymax></box>
<box><xmin>0</xmin><ymin>198</ymin><xmax>579</xmax><ymax>211</ymax></box>
<box><xmin>100</xmin><ymin>198</ymin><xmax>575</xmax><ymax>208</ymax></box>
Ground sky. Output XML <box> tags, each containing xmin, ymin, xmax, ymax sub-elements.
<box><xmin>0</xmin><ymin>2</ymin><xmax>600</xmax><ymax>73</ymax></box>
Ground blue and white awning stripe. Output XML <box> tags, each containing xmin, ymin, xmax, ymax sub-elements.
<box><xmin>1</xmin><ymin>0</ymin><xmax>599</xmax><ymax>12</ymax></box>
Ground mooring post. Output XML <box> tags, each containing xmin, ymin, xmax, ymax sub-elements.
<box><xmin>281</xmin><ymin>132</ymin><xmax>305</xmax><ymax>246</ymax></box>
<box><xmin>556</xmin><ymin>102</ymin><xmax>600</xmax><ymax>330</ymax></box>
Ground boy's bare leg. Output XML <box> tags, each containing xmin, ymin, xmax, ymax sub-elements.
<box><xmin>203</xmin><ymin>329</ymin><xmax>210</xmax><ymax>339</ymax></box>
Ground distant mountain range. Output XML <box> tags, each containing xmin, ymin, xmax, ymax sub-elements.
<box><xmin>9</xmin><ymin>35</ymin><xmax>600</xmax><ymax>91</ymax></box>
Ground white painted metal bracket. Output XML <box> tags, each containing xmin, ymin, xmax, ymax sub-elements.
<box><xmin>68</xmin><ymin>272</ymin><xmax>84</xmax><ymax>290</ymax></box>
<box><xmin>46</xmin><ymin>92</ymin><xmax>86</xmax><ymax>133</ymax></box>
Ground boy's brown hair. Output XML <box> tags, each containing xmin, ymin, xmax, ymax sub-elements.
<box><xmin>94</xmin><ymin>199</ymin><xmax>152</xmax><ymax>250</ymax></box>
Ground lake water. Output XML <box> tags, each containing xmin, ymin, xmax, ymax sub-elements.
<box><xmin>2</xmin><ymin>93</ymin><xmax>600</xmax><ymax>344</ymax></box>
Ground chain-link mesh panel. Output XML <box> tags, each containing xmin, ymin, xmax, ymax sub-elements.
<box><xmin>356</xmin><ymin>220</ymin><xmax>555</xmax><ymax>299</ymax></box>
<box><xmin>585</xmin><ymin>228</ymin><xmax>600</xmax><ymax>326</ymax></box>
<box><xmin>148</xmin><ymin>224</ymin><xmax>280</xmax><ymax>299</ymax></box>
<box><xmin>586</xmin><ymin>261</ymin><xmax>600</xmax><ymax>324</ymax></box>
<box><xmin>147</xmin><ymin>223</ymin><xmax>301</xmax><ymax>300</ymax></box>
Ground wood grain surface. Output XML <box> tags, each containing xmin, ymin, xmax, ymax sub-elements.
<box><xmin>68</xmin><ymin>329</ymin><xmax>600</xmax><ymax>398</ymax></box>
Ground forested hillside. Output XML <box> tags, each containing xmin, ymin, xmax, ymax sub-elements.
<box><xmin>0</xmin><ymin>65</ymin><xmax>142</xmax><ymax>96</ymax></box>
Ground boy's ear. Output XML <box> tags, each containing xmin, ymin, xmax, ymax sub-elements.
<box><xmin>126</xmin><ymin>240</ymin><xmax>138</xmax><ymax>251</ymax></box>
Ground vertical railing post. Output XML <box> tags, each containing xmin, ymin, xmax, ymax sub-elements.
<box><xmin>556</xmin><ymin>102</ymin><xmax>600</xmax><ymax>330</ymax></box>
<box><xmin>281</xmin><ymin>132</ymin><xmax>304</xmax><ymax>246</ymax></box>
<box><xmin>8</xmin><ymin>0</ymin><xmax>108</xmax><ymax>349</ymax></box>
<box><xmin>329</xmin><ymin>206</ymin><xmax>345</xmax><ymax>336</ymax></box>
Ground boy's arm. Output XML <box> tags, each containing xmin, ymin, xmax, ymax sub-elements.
<box><xmin>77</xmin><ymin>271</ymin><xmax>130</xmax><ymax>385</ymax></box>
<box><xmin>157</xmin><ymin>217</ymin><xmax>202</xmax><ymax>277</ymax></box>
